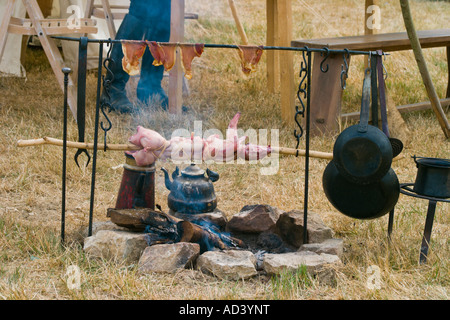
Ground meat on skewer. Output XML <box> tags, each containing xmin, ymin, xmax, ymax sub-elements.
<box><xmin>126</xmin><ymin>112</ymin><xmax>273</xmax><ymax>166</ymax></box>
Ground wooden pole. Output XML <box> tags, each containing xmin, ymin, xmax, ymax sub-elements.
<box><xmin>168</xmin><ymin>0</ymin><xmax>184</xmax><ymax>115</ymax></box>
<box><xmin>277</xmin><ymin>0</ymin><xmax>295</xmax><ymax>124</ymax></box>
<box><xmin>228</xmin><ymin>0</ymin><xmax>248</xmax><ymax>45</ymax></box>
<box><xmin>364</xmin><ymin>0</ymin><xmax>378</xmax><ymax>69</ymax></box>
<box><xmin>16</xmin><ymin>137</ymin><xmax>404</xmax><ymax>161</ymax></box>
<box><xmin>266</xmin><ymin>0</ymin><xmax>279</xmax><ymax>93</ymax></box>
<box><xmin>400</xmin><ymin>0</ymin><xmax>450</xmax><ymax>139</ymax></box>
<box><xmin>17</xmin><ymin>137</ymin><xmax>141</xmax><ymax>151</ymax></box>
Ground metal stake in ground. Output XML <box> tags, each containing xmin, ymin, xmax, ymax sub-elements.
<box><xmin>88</xmin><ymin>42</ymin><xmax>105</xmax><ymax>237</ymax></box>
<box><xmin>61</xmin><ymin>67</ymin><xmax>72</xmax><ymax>245</ymax></box>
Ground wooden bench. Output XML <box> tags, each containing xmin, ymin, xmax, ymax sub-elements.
<box><xmin>291</xmin><ymin>29</ymin><xmax>450</xmax><ymax>135</ymax></box>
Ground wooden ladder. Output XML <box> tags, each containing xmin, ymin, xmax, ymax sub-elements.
<box><xmin>0</xmin><ymin>0</ymin><xmax>98</xmax><ymax>120</ymax></box>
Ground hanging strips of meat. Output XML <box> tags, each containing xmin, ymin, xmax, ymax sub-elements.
<box><xmin>146</xmin><ymin>41</ymin><xmax>177</xmax><ymax>71</ymax></box>
<box><xmin>179</xmin><ymin>43</ymin><xmax>205</xmax><ymax>80</ymax></box>
<box><xmin>121</xmin><ymin>41</ymin><xmax>147</xmax><ymax>76</ymax></box>
<box><xmin>236</xmin><ymin>45</ymin><xmax>264</xmax><ymax>75</ymax></box>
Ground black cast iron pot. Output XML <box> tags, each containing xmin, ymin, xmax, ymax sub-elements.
<box><xmin>333</xmin><ymin>69</ymin><xmax>393</xmax><ymax>185</ymax></box>
<box><xmin>322</xmin><ymin>68</ymin><xmax>400</xmax><ymax>219</ymax></box>
<box><xmin>323</xmin><ymin>161</ymin><xmax>400</xmax><ymax>219</ymax></box>
<box><xmin>413</xmin><ymin>156</ymin><xmax>450</xmax><ymax>198</ymax></box>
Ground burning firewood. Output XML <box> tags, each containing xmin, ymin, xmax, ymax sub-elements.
<box><xmin>107</xmin><ymin>207</ymin><xmax>178</xmax><ymax>229</ymax></box>
<box><xmin>106</xmin><ymin>207</ymin><xmax>245</xmax><ymax>251</ymax></box>
<box><xmin>177</xmin><ymin>220</ymin><xmax>245</xmax><ymax>251</ymax></box>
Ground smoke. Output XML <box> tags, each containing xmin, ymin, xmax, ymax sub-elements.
<box><xmin>185</xmin><ymin>0</ymin><xmax>231</xmax><ymax>21</ymax></box>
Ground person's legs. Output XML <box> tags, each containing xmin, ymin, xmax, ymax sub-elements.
<box><xmin>101</xmin><ymin>14</ymin><xmax>145</xmax><ymax>113</ymax></box>
<box><xmin>137</xmin><ymin>26</ymin><xmax>170</xmax><ymax>110</ymax></box>
<box><xmin>132</xmin><ymin>0</ymin><xmax>171</xmax><ymax>110</ymax></box>
<box><xmin>102</xmin><ymin>0</ymin><xmax>172</xmax><ymax>113</ymax></box>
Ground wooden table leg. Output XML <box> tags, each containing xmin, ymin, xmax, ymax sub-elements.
<box><xmin>266</xmin><ymin>0</ymin><xmax>279</xmax><ymax>93</ymax></box>
<box><xmin>309</xmin><ymin>52</ymin><xmax>349</xmax><ymax>135</ymax></box>
<box><xmin>446</xmin><ymin>46</ymin><xmax>449</xmax><ymax>98</ymax></box>
<box><xmin>277</xmin><ymin>0</ymin><xmax>295</xmax><ymax>124</ymax></box>
<box><xmin>168</xmin><ymin>0</ymin><xmax>184</xmax><ymax>115</ymax></box>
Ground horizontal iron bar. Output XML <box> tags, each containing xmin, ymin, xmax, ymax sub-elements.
<box><xmin>51</xmin><ymin>36</ymin><xmax>386</xmax><ymax>56</ymax></box>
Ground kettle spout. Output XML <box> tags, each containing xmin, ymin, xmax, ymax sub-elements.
<box><xmin>161</xmin><ymin>167</ymin><xmax>172</xmax><ymax>190</ymax></box>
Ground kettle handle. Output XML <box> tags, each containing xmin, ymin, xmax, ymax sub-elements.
<box><xmin>206</xmin><ymin>168</ymin><xmax>219</xmax><ymax>182</ymax></box>
<box><xmin>357</xmin><ymin>68</ymin><xmax>372</xmax><ymax>133</ymax></box>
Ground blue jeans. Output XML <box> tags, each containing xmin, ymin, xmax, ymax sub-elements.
<box><xmin>105</xmin><ymin>1</ymin><xmax>171</xmax><ymax>107</ymax></box>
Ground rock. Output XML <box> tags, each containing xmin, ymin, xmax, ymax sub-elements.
<box><xmin>227</xmin><ymin>204</ymin><xmax>283</xmax><ymax>233</ymax></box>
<box><xmin>171</xmin><ymin>209</ymin><xmax>228</xmax><ymax>231</ymax></box>
<box><xmin>79</xmin><ymin>221</ymin><xmax>129</xmax><ymax>240</ymax></box>
<box><xmin>83</xmin><ymin>230</ymin><xmax>148</xmax><ymax>264</ymax></box>
<box><xmin>276</xmin><ymin>210</ymin><xmax>334</xmax><ymax>247</ymax></box>
<box><xmin>196</xmin><ymin>250</ymin><xmax>258</xmax><ymax>280</ymax></box>
<box><xmin>299</xmin><ymin>238</ymin><xmax>344</xmax><ymax>258</ymax></box>
<box><xmin>138</xmin><ymin>242</ymin><xmax>200</xmax><ymax>274</ymax></box>
<box><xmin>262</xmin><ymin>251</ymin><xmax>342</xmax><ymax>285</ymax></box>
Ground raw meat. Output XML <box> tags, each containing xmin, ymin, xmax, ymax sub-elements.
<box><xmin>126</xmin><ymin>112</ymin><xmax>272</xmax><ymax>166</ymax></box>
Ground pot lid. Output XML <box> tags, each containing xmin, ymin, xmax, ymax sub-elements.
<box><xmin>181</xmin><ymin>164</ymin><xmax>205</xmax><ymax>177</ymax></box>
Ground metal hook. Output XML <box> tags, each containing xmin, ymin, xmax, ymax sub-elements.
<box><xmin>74</xmin><ymin>36</ymin><xmax>91</xmax><ymax>169</ymax></box>
<box><xmin>99</xmin><ymin>38</ymin><xmax>115</xmax><ymax>152</ymax></box>
<box><xmin>74</xmin><ymin>149</ymin><xmax>91</xmax><ymax>168</ymax></box>
<box><xmin>320</xmin><ymin>47</ymin><xmax>330</xmax><ymax>73</ymax></box>
<box><xmin>340</xmin><ymin>49</ymin><xmax>350</xmax><ymax>90</ymax></box>
<box><xmin>294</xmin><ymin>105</ymin><xmax>304</xmax><ymax>154</ymax></box>
<box><xmin>100</xmin><ymin>103</ymin><xmax>113</xmax><ymax>152</ymax></box>
<box><xmin>382</xmin><ymin>52</ymin><xmax>388</xmax><ymax>80</ymax></box>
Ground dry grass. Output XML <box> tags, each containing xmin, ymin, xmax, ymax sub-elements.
<box><xmin>0</xmin><ymin>0</ymin><xmax>449</xmax><ymax>300</ymax></box>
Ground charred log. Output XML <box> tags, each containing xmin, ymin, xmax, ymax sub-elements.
<box><xmin>106</xmin><ymin>207</ymin><xmax>245</xmax><ymax>251</ymax></box>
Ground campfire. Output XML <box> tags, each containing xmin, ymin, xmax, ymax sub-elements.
<box><xmin>85</xmin><ymin>201</ymin><xmax>343</xmax><ymax>282</ymax></box>
<box><xmin>81</xmin><ymin>137</ymin><xmax>343</xmax><ymax>282</ymax></box>
<box><xmin>106</xmin><ymin>206</ymin><xmax>245</xmax><ymax>252</ymax></box>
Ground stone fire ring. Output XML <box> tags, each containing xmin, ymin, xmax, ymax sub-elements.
<box><xmin>82</xmin><ymin>205</ymin><xmax>343</xmax><ymax>285</ymax></box>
